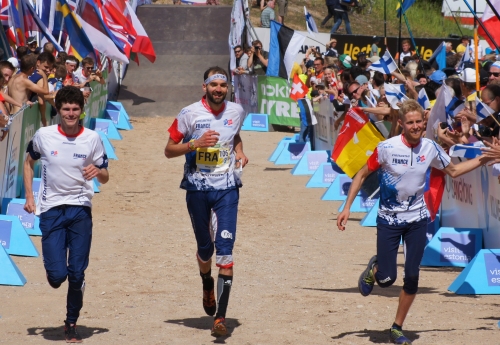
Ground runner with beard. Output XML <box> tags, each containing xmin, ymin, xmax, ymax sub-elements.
<box><xmin>164</xmin><ymin>66</ymin><xmax>248</xmax><ymax>337</ymax></box>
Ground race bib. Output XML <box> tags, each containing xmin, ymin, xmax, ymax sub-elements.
<box><xmin>196</xmin><ymin>141</ymin><xmax>230</xmax><ymax>173</ymax></box>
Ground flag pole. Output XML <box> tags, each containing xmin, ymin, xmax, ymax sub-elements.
<box><xmin>397</xmin><ymin>10</ymin><xmax>402</xmax><ymax>69</ymax></box>
<box><xmin>461</xmin><ymin>0</ymin><xmax>500</xmax><ymax>52</ymax></box>
<box><xmin>384</xmin><ymin>0</ymin><xmax>387</xmax><ymax>48</ymax></box>
<box><xmin>474</xmin><ymin>0</ymin><xmax>480</xmax><ymax>92</ymax></box>
<box><xmin>443</xmin><ymin>0</ymin><xmax>464</xmax><ymax>36</ymax></box>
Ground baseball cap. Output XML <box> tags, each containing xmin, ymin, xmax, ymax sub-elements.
<box><xmin>340</xmin><ymin>54</ymin><xmax>352</xmax><ymax>69</ymax></box>
<box><xmin>357</xmin><ymin>51</ymin><xmax>367</xmax><ymax>59</ymax></box>
<box><xmin>368</xmin><ymin>56</ymin><xmax>380</xmax><ymax>63</ymax></box>
<box><xmin>492</xmin><ymin>61</ymin><xmax>500</xmax><ymax>69</ymax></box>
<box><xmin>355</xmin><ymin>75</ymin><xmax>369</xmax><ymax>85</ymax></box>
<box><xmin>7</xmin><ymin>57</ymin><xmax>19</xmax><ymax>69</ymax></box>
<box><xmin>27</xmin><ymin>36</ymin><xmax>37</xmax><ymax>45</ymax></box>
<box><xmin>459</xmin><ymin>68</ymin><xmax>477</xmax><ymax>83</ymax></box>
<box><xmin>429</xmin><ymin>70</ymin><xmax>446</xmax><ymax>84</ymax></box>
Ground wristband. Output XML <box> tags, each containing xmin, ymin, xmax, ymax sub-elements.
<box><xmin>188</xmin><ymin>139</ymin><xmax>196</xmax><ymax>152</ymax></box>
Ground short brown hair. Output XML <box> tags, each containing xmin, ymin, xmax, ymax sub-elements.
<box><xmin>399</xmin><ymin>99</ymin><xmax>424</xmax><ymax>121</ymax></box>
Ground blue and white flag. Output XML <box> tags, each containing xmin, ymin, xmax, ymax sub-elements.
<box><xmin>417</xmin><ymin>88</ymin><xmax>431</xmax><ymax>110</ymax></box>
<box><xmin>445</xmin><ymin>96</ymin><xmax>465</xmax><ymax>118</ymax></box>
<box><xmin>428</xmin><ymin>41</ymin><xmax>447</xmax><ymax>70</ymax></box>
<box><xmin>304</xmin><ymin>6</ymin><xmax>318</xmax><ymax>35</ymax></box>
<box><xmin>368</xmin><ymin>50</ymin><xmax>397</xmax><ymax>74</ymax></box>
<box><xmin>449</xmin><ymin>143</ymin><xmax>485</xmax><ymax>159</ymax></box>
<box><xmin>267</xmin><ymin>21</ymin><xmax>306</xmax><ymax>80</ymax></box>
<box><xmin>24</xmin><ymin>0</ymin><xmax>63</xmax><ymax>52</ymax></box>
<box><xmin>384</xmin><ymin>83</ymin><xmax>409</xmax><ymax>109</ymax></box>
<box><xmin>476</xmin><ymin>95</ymin><xmax>494</xmax><ymax>123</ymax></box>
<box><xmin>426</xmin><ymin>85</ymin><xmax>453</xmax><ymax>140</ymax></box>
<box><xmin>365</xmin><ymin>91</ymin><xmax>378</xmax><ymax>107</ymax></box>
<box><xmin>457</xmin><ymin>44</ymin><xmax>470</xmax><ymax>72</ymax></box>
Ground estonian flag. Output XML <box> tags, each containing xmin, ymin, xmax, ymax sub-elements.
<box><xmin>417</xmin><ymin>88</ymin><xmax>431</xmax><ymax>110</ymax></box>
<box><xmin>476</xmin><ymin>96</ymin><xmax>493</xmax><ymax>123</ymax></box>
<box><xmin>267</xmin><ymin>21</ymin><xmax>306</xmax><ymax>80</ymax></box>
<box><xmin>367</xmin><ymin>50</ymin><xmax>397</xmax><ymax>74</ymax></box>
<box><xmin>304</xmin><ymin>6</ymin><xmax>318</xmax><ymax>35</ymax></box>
<box><xmin>297</xmin><ymin>98</ymin><xmax>317</xmax><ymax>126</ymax></box>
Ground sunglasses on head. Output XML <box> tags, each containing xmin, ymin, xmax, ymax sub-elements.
<box><xmin>490</xmin><ymin>72</ymin><xmax>500</xmax><ymax>77</ymax></box>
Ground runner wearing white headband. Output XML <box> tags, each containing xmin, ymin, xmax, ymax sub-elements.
<box><xmin>204</xmin><ymin>73</ymin><xmax>227</xmax><ymax>85</ymax></box>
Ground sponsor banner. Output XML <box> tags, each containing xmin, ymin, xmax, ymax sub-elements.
<box><xmin>3</xmin><ymin>113</ymin><xmax>23</xmax><ymax>200</ymax></box>
<box><xmin>440</xmin><ymin>232</ymin><xmax>476</xmax><ymax>264</ymax></box>
<box><xmin>257</xmin><ymin>76</ymin><xmax>300</xmax><ymax>127</ymax></box>
<box><xmin>482</xmin><ymin>165</ymin><xmax>500</xmax><ymax>249</ymax></box>
<box><xmin>485</xmin><ymin>252</ymin><xmax>500</xmax><ymax>286</ymax></box>
<box><xmin>234</xmin><ymin>74</ymin><xmax>258</xmax><ymax>116</ymax></box>
<box><xmin>17</xmin><ymin>106</ymin><xmax>42</xmax><ymax>197</ymax></box>
<box><xmin>84</xmin><ymin>70</ymin><xmax>109</xmax><ymax>127</ymax></box>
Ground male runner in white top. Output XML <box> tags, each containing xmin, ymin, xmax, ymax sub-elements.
<box><xmin>24</xmin><ymin>86</ymin><xmax>109</xmax><ymax>343</ymax></box>
<box><xmin>337</xmin><ymin>100</ymin><xmax>492</xmax><ymax>345</ymax></box>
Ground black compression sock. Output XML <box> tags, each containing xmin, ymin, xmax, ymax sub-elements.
<box><xmin>215</xmin><ymin>274</ymin><xmax>233</xmax><ymax>319</ymax></box>
<box><xmin>200</xmin><ymin>270</ymin><xmax>213</xmax><ymax>290</ymax></box>
<box><xmin>392</xmin><ymin>322</ymin><xmax>402</xmax><ymax>330</ymax></box>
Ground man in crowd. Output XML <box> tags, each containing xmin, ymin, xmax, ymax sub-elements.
<box><xmin>488</xmin><ymin>62</ymin><xmax>500</xmax><ymax>85</ymax></box>
<box><xmin>23</xmin><ymin>86</ymin><xmax>109</xmax><ymax>343</ymax></box>
<box><xmin>65</xmin><ymin>56</ymin><xmax>80</xmax><ymax>86</ymax></box>
<box><xmin>337</xmin><ymin>99</ymin><xmax>493</xmax><ymax>345</ymax></box>
<box><xmin>247</xmin><ymin>40</ymin><xmax>268</xmax><ymax>76</ymax></box>
<box><xmin>277</xmin><ymin>0</ymin><xmax>287</xmax><ymax>24</ymax></box>
<box><xmin>164</xmin><ymin>66</ymin><xmax>248</xmax><ymax>338</ymax></box>
<box><xmin>27</xmin><ymin>36</ymin><xmax>41</xmax><ymax>54</ymax></box>
<box><xmin>395</xmin><ymin>39</ymin><xmax>414</xmax><ymax>67</ymax></box>
<box><xmin>28</xmin><ymin>52</ymin><xmax>56</xmax><ymax>126</ymax></box>
<box><xmin>74</xmin><ymin>57</ymin><xmax>105</xmax><ymax>86</ymax></box>
<box><xmin>306</xmin><ymin>57</ymin><xmax>324</xmax><ymax>87</ymax></box>
<box><xmin>260</xmin><ymin>0</ymin><xmax>275</xmax><ymax>28</ymax></box>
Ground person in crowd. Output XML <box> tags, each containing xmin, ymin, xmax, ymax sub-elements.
<box><xmin>306</xmin><ymin>57</ymin><xmax>325</xmax><ymax>88</ymax></box>
<box><xmin>43</xmin><ymin>42</ymin><xmax>56</xmax><ymax>55</ymax></box>
<box><xmin>65</xmin><ymin>56</ymin><xmax>80</xmax><ymax>86</ymax></box>
<box><xmin>324</xmin><ymin>39</ymin><xmax>338</xmax><ymax>58</ymax></box>
<box><xmin>27</xmin><ymin>36</ymin><xmax>41</xmax><ymax>54</ymax></box>
<box><xmin>320</xmin><ymin>0</ymin><xmax>336</xmax><ymax>28</ymax></box>
<box><xmin>260</xmin><ymin>0</ymin><xmax>275</xmax><ymax>27</ymax></box>
<box><xmin>339</xmin><ymin>54</ymin><xmax>352</xmax><ymax>71</ymax></box>
<box><xmin>164</xmin><ymin>67</ymin><xmax>248</xmax><ymax>338</ymax></box>
<box><xmin>456</xmin><ymin>35</ymin><xmax>470</xmax><ymax>54</ymax></box>
<box><xmin>371</xmin><ymin>36</ymin><xmax>381</xmax><ymax>58</ymax></box>
<box><xmin>395</xmin><ymin>39</ymin><xmax>415</xmax><ymax>67</ymax></box>
<box><xmin>248</xmin><ymin>40</ymin><xmax>268</xmax><ymax>76</ymax></box>
<box><xmin>23</xmin><ymin>86</ymin><xmax>109</xmax><ymax>344</ymax></box>
<box><xmin>16</xmin><ymin>46</ymin><xmax>30</xmax><ymax>61</ymax></box>
<box><xmin>445</xmin><ymin>42</ymin><xmax>455</xmax><ymax>57</ymax></box>
<box><xmin>276</xmin><ymin>0</ymin><xmax>287</xmax><ymax>24</ymax></box>
<box><xmin>232</xmin><ymin>46</ymin><xmax>250</xmax><ymax>75</ymax></box>
<box><xmin>56</xmin><ymin>51</ymin><xmax>68</xmax><ymax>65</ymax></box>
<box><xmin>416</xmin><ymin>74</ymin><xmax>427</xmax><ymax>85</ymax></box>
<box><xmin>337</xmin><ymin>99</ymin><xmax>493</xmax><ymax>345</ymax></box>
<box><xmin>488</xmin><ymin>62</ymin><xmax>500</xmax><ymax>85</ymax></box>
<box><xmin>7</xmin><ymin>55</ymin><xmax>50</xmax><ymax>114</ymax></box>
<box><xmin>27</xmin><ymin>52</ymin><xmax>56</xmax><ymax>127</ymax></box>
<box><xmin>74</xmin><ymin>57</ymin><xmax>105</xmax><ymax>87</ymax></box>
<box><xmin>331</xmin><ymin>0</ymin><xmax>353</xmax><ymax>35</ymax></box>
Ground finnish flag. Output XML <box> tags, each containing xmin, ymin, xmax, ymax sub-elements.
<box><xmin>417</xmin><ymin>88</ymin><xmax>431</xmax><ymax>110</ymax></box>
<box><xmin>267</xmin><ymin>21</ymin><xmax>306</xmax><ymax>80</ymax></box>
<box><xmin>449</xmin><ymin>143</ymin><xmax>485</xmax><ymax>159</ymax></box>
<box><xmin>365</xmin><ymin>91</ymin><xmax>378</xmax><ymax>107</ymax></box>
<box><xmin>445</xmin><ymin>96</ymin><xmax>465</xmax><ymax>119</ymax></box>
<box><xmin>384</xmin><ymin>83</ymin><xmax>409</xmax><ymax>109</ymax></box>
<box><xmin>304</xmin><ymin>6</ymin><xmax>318</xmax><ymax>35</ymax></box>
<box><xmin>475</xmin><ymin>96</ymin><xmax>493</xmax><ymax>123</ymax></box>
<box><xmin>368</xmin><ymin>50</ymin><xmax>398</xmax><ymax>74</ymax></box>
<box><xmin>457</xmin><ymin>44</ymin><xmax>471</xmax><ymax>72</ymax></box>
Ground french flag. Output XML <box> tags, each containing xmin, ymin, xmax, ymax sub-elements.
<box><xmin>479</xmin><ymin>0</ymin><xmax>500</xmax><ymax>51</ymax></box>
<box><xmin>267</xmin><ymin>21</ymin><xmax>306</xmax><ymax>80</ymax></box>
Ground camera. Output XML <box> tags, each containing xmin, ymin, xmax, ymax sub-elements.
<box><xmin>476</xmin><ymin>124</ymin><xmax>493</xmax><ymax>137</ymax></box>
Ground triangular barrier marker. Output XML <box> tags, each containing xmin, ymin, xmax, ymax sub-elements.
<box><xmin>360</xmin><ymin>199</ymin><xmax>379</xmax><ymax>226</ymax></box>
<box><xmin>6</xmin><ymin>199</ymin><xmax>41</xmax><ymax>236</ymax></box>
<box><xmin>338</xmin><ymin>192</ymin><xmax>379</xmax><ymax>213</ymax></box>
<box><xmin>306</xmin><ymin>162</ymin><xmax>344</xmax><ymax>188</ymax></box>
<box><xmin>97</xmin><ymin>131</ymin><xmax>118</xmax><ymax>160</ymax></box>
<box><xmin>241</xmin><ymin>114</ymin><xmax>270</xmax><ymax>132</ymax></box>
<box><xmin>21</xmin><ymin>178</ymin><xmax>41</xmax><ymax>202</ymax></box>
<box><xmin>0</xmin><ymin>216</ymin><xmax>39</xmax><ymax>257</ymax></box>
<box><xmin>448</xmin><ymin>249</ymin><xmax>500</xmax><ymax>295</ymax></box>
<box><xmin>321</xmin><ymin>174</ymin><xmax>360</xmax><ymax>201</ymax></box>
<box><xmin>90</xmin><ymin>118</ymin><xmax>123</xmax><ymax>140</ymax></box>
<box><xmin>106</xmin><ymin>101</ymin><xmax>130</xmax><ymax>119</ymax></box>
<box><xmin>105</xmin><ymin>109</ymin><xmax>133</xmax><ymax>131</ymax></box>
<box><xmin>274</xmin><ymin>142</ymin><xmax>311</xmax><ymax>165</ymax></box>
<box><xmin>291</xmin><ymin>150</ymin><xmax>330</xmax><ymax>176</ymax></box>
<box><xmin>421</xmin><ymin>227</ymin><xmax>482</xmax><ymax>268</ymax></box>
<box><xmin>268</xmin><ymin>137</ymin><xmax>295</xmax><ymax>162</ymax></box>
<box><xmin>0</xmin><ymin>245</ymin><xmax>26</xmax><ymax>286</ymax></box>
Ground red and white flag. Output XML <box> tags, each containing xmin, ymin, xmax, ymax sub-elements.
<box><xmin>479</xmin><ymin>0</ymin><xmax>500</xmax><ymax>49</ymax></box>
<box><xmin>290</xmin><ymin>74</ymin><xmax>309</xmax><ymax>101</ymax></box>
<box><xmin>126</xmin><ymin>0</ymin><xmax>156</xmax><ymax>63</ymax></box>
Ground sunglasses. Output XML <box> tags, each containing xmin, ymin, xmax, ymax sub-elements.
<box><xmin>234</xmin><ymin>50</ymin><xmax>242</xmax><ymax>53</ymax></box>
<box><xmin>349</xmin><ymin>86</ymin><xmax>360</xmax><ymax>97</ymax></box>
<box><xmin>85</xmin><ymin>66</ymin><xmax>93</xmax><ymax>70</ymax></box>
<box><xmin>489</xmin><ymin>72</ymin><xmax>500</xmax><ymax>77</ymax></box>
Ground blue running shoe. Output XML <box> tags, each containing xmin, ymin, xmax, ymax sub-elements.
<box><xmin>390</xmin><ymin>327</ymin><xmax>412</xmax><ymax>345</ymax></box>
<box><xmin>358</xmin><ymin>255</ymin><xmax>377</xmax><ymax>296</ymax></box>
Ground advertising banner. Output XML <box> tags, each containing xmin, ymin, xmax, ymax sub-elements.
<box><xmin>17</xmin><ymin>106</ymin><xmax>42</xmax><ymax>196</ymax></box>
<box><xmin>3</xmin><ymin>114</ymin><xmax>23</xmax><ymax>200</ymax></box>
<box><xmin>257</xmin><ymin>76</ymin><xmax>300</xmax><ymax>127</ymax></box>
<box><xmin>234</xmin><ymin>74</ymin><xmax>258</xmax><ymax>116</ymax></box>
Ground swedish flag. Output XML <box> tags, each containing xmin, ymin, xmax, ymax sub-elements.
<box><xmin>56</xmin><ymin>0</ymin><xmax>95</xmax><ymax>61</ymax></box>
<box><xmin>396</xmin><ymin>0</ymin><xmax>416</xmax><ymax>17</ymax></box>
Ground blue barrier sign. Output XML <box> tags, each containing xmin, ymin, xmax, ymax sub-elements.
<box><xmin>323</xmin><ymin>165</ymin><xmax>338</xmax><ymax>184</ymax></box>
<box><xmin>440</xmin><ymin>233</ymin><xmax>476</xmax><ymax>264</ymax></box>
<box><xmin>0</xmin><ymin>220</ymin><xmax>11</xmax><ymax>249</ymax></box>
<box><xmin>251</xmin><ymin>114</ymin><xmax>267</xmax><ymax>128</ymax></box>
<box><xmin>307</xmin><ymin>152</ymin><xmax>325</xmax><ymax>171</ymax></box>
<box><xmin>6</xmin><ymin>203</ymin><xmax>34</xmax><ymax>230</ymax></box>
<box><xmin>33</xmin><ymin>178</ymin><xmax>41</xmax><ymax>202</ymax></box>
<box><xmin>289</xmin><ymin>143</ymin><xmax>308</xmax><ymax>160</ymax></box>
<box><xmin>94</xmin><ymin>119</ymin><xmax>109</xmax><ymax>134</ymax></box>
<box><xmin>485</xmin><ymin>253</ymin><xmax>500</xmax><ymax>286</ymax></box>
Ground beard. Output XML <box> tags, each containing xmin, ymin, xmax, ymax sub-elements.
<box><xmin>206</xmin><ymin>90</ymin><xmax>226</xmax><ymax>105</ymax></box>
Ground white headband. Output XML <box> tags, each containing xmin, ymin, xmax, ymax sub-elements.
<box><xmin>65</xmin><ymin>60</ymin><xmax>77</xmax><ymax>65</ymax></box>
<box><xmin>204</xmin><ymin>73</ymin><xmax>227</xmax><ymax>85</ymax></box>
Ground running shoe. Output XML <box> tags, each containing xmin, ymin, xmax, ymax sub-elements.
<box><xmin>211</xmin><ymin>317</ymin><xmax>227</xmax><ymax>337</ymax></box>
<box><xmin>389</xmin><ymin>327</ymin><xmax>412</xmax><ymax>345</ymax></box>
<box><xmin>46</xmin><ymin>273</ymin><xmax>61</xmax><ymax>289</ymax></box>
<box><xmin>358</xmin><ymin>255</ymin><xmax>377</xmax><ymax>296</ymax></box>
<box><xmin>64</xmin><ymin>320</ymin><xmax>83</xmax><ymax>343</ymax></box>
<box><xmin>203</xmin><ymin>277</ymin><xmax>216</xmax><ymax>316</ymax></box>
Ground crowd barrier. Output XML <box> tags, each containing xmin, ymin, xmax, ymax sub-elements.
<box><xmin>0</xmin><ymin>70</ymin><xmax>132</xmax><ymax>286</ymax></box>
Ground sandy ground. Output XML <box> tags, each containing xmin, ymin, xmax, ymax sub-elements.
<box><xmin>1</xmin><ymin>116</ymin><xmax>499</xmax><ymax>345</ymax></box>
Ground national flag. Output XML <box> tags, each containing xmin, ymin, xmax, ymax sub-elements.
<box><xmin>331</xmin><ymin>107</ymin><xmax>385</xmax><ymax>178</ymax></box>
<box><xmin>457</xmin><ymin>44</ymin><xmax>470</xmax><ymax>72</ymax></box>
<box><xmin>126</xmin><ymin>0</ymin><xmax>156</xmax><ymax>63</ymax></box>
<box><xmin>99</xmin><ymin>0</ymin><xmax>135</xmax><ymax>58</ymax></box>
<box><xmin>476</xmin><ymin>95</ymin><xmax>494</xmax><ymax>122</ymax></box>
<box><xmin>445</xmin><ymin>96</ymin><xmax>465</xmax><ymax>119</ymax></box>
<box><xmin>267</xmin><ymin>20</ymin><xmax>306</xmax><ymax>80</ymax></box>
<box><xmin>384</xmin><ymin>83</ymin><xmax>409</xmax><ymax>109</ymax></box>
<box><xmin>56</xmin><ymin>0</ymin><xmax>96</xmax><ymax>61</ymax></box>
<box><xmin>365</xmin><ymin>91</ymin><xmax>377</xmax><ymax>107</ymax></box>
<box><xmin>479</xmin><ymin>0</ymin><xmax>500</xmax><ymax>50</ymax></box>
<box><xmin>423</xmin><ymin>167</ymin><xmax>445</xmax><ymax>221</ymax></box>
<box><xmin>80</xmin><ymin>0</ymin><xmax>127</xmax><ymax>54</ymax></box>
<box><xmin>367</xmin><ymin>50</ymin><xmax>397</xmax><ymax>74</ymax></box>
<box><xmin>428</xmin><ymin>41</ymin><xmax>447</xmax><ymax>70</ymax></box>
<box><xmin>290</xmin><ymin>74</ymin><xmax>308</xmax><ymax>101</ymax></box>
<box><xmin>23</xmin><ymin>0</ymin><xmax>63</xmax><ymax>51</ymax></box>
<box><xmin>9</xmin><ymin>0</ymin><xmax>25</xmax><ymax>45</ymax></box>
<box><xmin>1</xmin><ymin>0</ymin><xmax>9</xmax><ymax>25</ymax></box>
<box><xmin>426</xmin><ymin>84</ymin><xmax>453</xmax><ymax>140</ymax></box>
<box><xmin>297</xmin><ymin>98</ymin><xmax>317</xmax><ymax>126</ymax></box>
<box><xmin>75</xmin><ymin>13</ymin><xmax>129</xmax><ymax>63</ymax></box>
<box><xmin>304</xmin><ymin>6</ymin><xmax>318</xmax><ymax>35</ymax></box>
<box><xmin>396</xmin><ymin>0</ymin><xmax>416</xmax><ymax>18</ymax></box>
<box><xmin>449</xmin><ymin>143</ymin><xmax>484</xmax><ymax>159</ymax></box>
<box><xmin>418</xmin><ymin>88</ymin><xmax>431</xmax><ymax>110</ymax></box>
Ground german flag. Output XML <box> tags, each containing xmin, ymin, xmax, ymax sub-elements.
<box><xmin>331</xmin><ymin>107</ymin><xmax>384</xmax><ymax>178</ymax></box>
